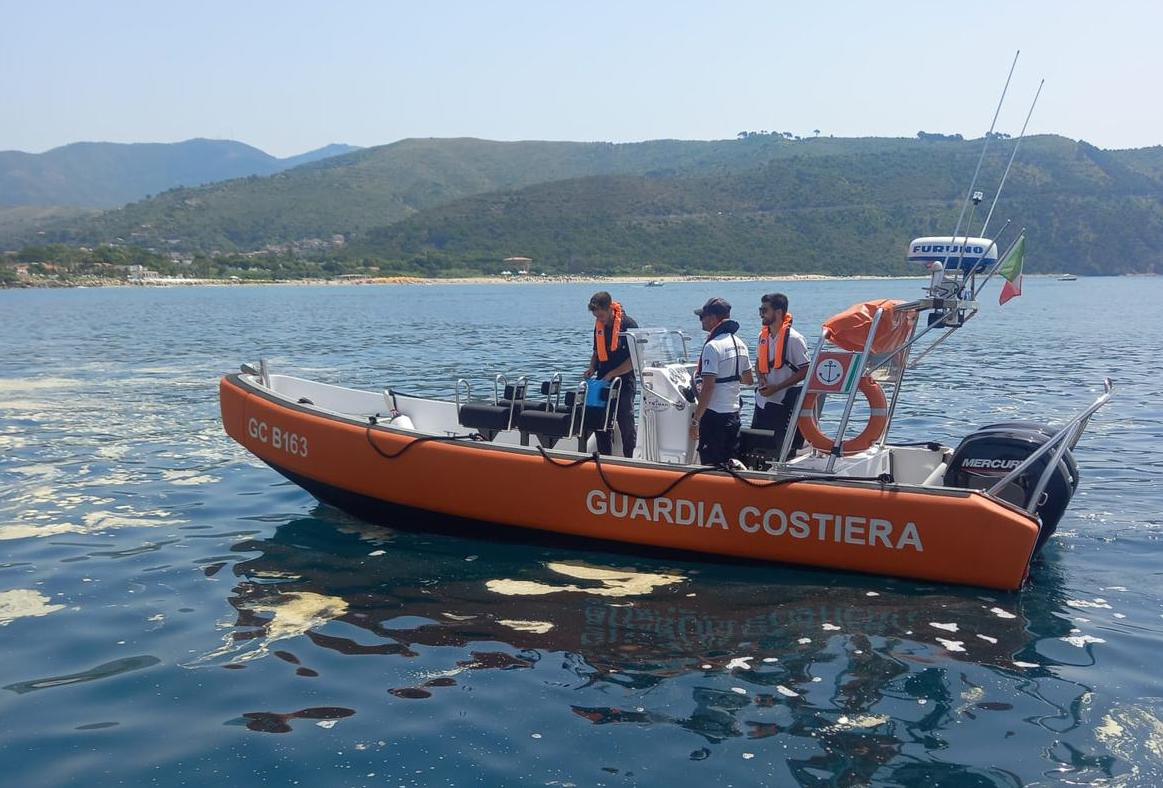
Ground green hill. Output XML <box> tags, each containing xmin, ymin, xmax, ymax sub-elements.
<box><xmin>0</xmin><ymin>139</ymin><xmax>360</xmax><ymax>210</ymax></box>
<box><xmin>1110</xmin><ymin>145</ymin><xmax>1163</xmax><ymax>182</ymax></box>
<box><xmin>344</xmin><ymin>136</ymin><xmax>1163</xmax><ymax>276</ymax></box>
<box><xmin>0</xmin><ymin>205</ymin><xmax>97</xmax><ymax>238</ymax></box>
<box><xmin>18</xmin><ymin>135</ymin><xmax>929</xmax><ymax>251</ymax></box>
<box><xmin>7</xmin><ymin>134</ymin><xmax>1163</xmax><ymax>277</ymax></box>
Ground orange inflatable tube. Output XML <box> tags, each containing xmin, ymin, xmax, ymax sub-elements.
<box><xmin>824</xmin><ymin>299</ymin><xmax>917</xmax><ymax>354</ymax></box>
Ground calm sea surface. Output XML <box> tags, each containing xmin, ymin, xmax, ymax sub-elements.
<box><xmin>1</xmin><ymin>277</ymin><xmax>1161</xmax><ymax>786</ymax></box>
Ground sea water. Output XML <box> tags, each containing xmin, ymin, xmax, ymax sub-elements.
<box><xmin>1</xmin><ymin>277</ymin><xmax>1161</xmax><ymax>785</ymax></box>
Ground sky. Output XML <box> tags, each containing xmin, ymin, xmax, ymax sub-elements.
<box><xmin>2</xmin><ymin>0</ymin><xmax>1160</xmax><ymax>157</ymax></box>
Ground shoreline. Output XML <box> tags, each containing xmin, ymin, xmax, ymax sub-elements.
<box><xmin>5</xmin><ymin>272</ymin><xmax>932</xmax><ymax>289</ymax></box>
<box><xmin>1</xmin><ymin>272</ymin><xmax>1128</xmax><ymax>290</ymax></box>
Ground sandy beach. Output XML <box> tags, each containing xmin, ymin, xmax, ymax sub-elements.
<box><xmin>331</xmin><ymin>272</ymin><xmax>927</xmax><ymax>287</ymax></box>
<box><xmin>3</xmin><ymin>272</ymin><xmax>929</xmax><ymax>289</ymax></box>
<box><xmin>10</xmin><ymin>271</ymin><xmax>1111</xmax><ymax>290</ymax></box>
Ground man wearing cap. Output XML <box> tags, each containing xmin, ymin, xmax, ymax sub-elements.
<box><xmin>690</xmin><ymin>297</ymin><xmax>753</xmax><ymax>466</ymax></box>
<box><xmin>753</xmin><ymin>292</ymin><xmax>809</xmax><ymax>457</ymax></box>
<box><xmin>584</xmin><ymin>291</ymin><xmax>639</xmax><ymax>457</ymax></box>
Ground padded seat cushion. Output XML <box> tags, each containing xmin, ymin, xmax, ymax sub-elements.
<box><xmin>516</xmin><ymin>409</ymin><xmax>575</xmax><ymax>438</ymax></box>
<box><xmin>459</xmin><ymin>401</ymin><xmax>524</xmax><ymax>432</ymax></box>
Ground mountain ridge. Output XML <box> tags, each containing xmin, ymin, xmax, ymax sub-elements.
<box><xmin>7</xmin><ymin>135</ymin><xmax>1033</xmax><ymax>250</ymax></box>
<box><xmin>0</xmin><ymin>139</ymin><xmax>361</xmax><ymax>209</ymax></box>
<box><xmin>4</xmin><ymin>134</ymin><xmax>1163</xmax><ymax>277</ymax></box>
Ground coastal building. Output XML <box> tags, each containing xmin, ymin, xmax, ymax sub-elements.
<box><xmin>503</xmin><ymin>256</ymin><xmax>533</xmax><ymax>275</ymax></box>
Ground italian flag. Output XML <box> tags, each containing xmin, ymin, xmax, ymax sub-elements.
<box><xmin>998</xmin><ymin>234</ymin><xmax>1026</xmax><ymax>305</ymax></box>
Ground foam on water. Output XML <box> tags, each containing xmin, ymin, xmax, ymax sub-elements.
<box><xmin>192</xmin><ymin>591</ymin><xmax>349</xmax><ymax>665</ymax></box>
<box><xmin>487</xmin><ymin>561</ymin><xmax>686</xmax><ymax>597</ymax></box>
<box><xmin>0</xmin><ymin>590</ymin><xmax>66</xmax><ymax>625</ymax></box>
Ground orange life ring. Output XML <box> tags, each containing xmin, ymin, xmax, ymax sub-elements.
<box><xmin>798</xmin><ymin>376</ymin><xmax>889</xmax><ymax>455</ymax></box>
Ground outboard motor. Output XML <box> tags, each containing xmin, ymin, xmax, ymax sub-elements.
<box><xmin>944</xmin><ymin>422</ymin><xmax>1079</xmax><ymax>551</ymax></box>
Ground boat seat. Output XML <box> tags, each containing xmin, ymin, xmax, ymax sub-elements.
<box><xmin>738</xmin><ymin>427</ymin><xmax>783</xmax><ymax>470</ymax></box>
<box><xmin>515</xmin><ymin>391</ymin><xmax>582</xmax><ymax>448</ymax></box>
<box><xmin>458</xmin><ymin>382</ymin><xmax>527</xmax><ymax>440</ymax></box>
<box><xmin>539</xmin><ymin>378</ymin><xmax>561</xmax><ymax>400</ymax></box>
<box><xmin>458</xmin><ymin>401</ymin><xmax>524</xmax><ymax>432</ymax></box>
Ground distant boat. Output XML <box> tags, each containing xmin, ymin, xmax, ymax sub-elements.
<box><xmin>1058</xmin><ymin>274</ymin><xmax>1078</xmax><ymax>281</ymax></box>
<box><xmin>645</xmin><ymin>279</ymin><xmax>665</xmax><ymax>287</ymax></box>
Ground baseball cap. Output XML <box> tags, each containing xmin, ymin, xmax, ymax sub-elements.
<box><xmin>694</xmin><ymin>297</ymin><xmax>731</xmax><ymax>318</ymax></box>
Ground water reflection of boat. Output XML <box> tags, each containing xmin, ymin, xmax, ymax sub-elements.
<box><xmin>214</xmin><ymin>515</ymin><xmax>1043</xmax><ymax>674</ymax></box>
<box><xmin>1058</xmin><ymin>274</ymin><xmax>1078</xmax><ymax>281</ymax></box>
<box><xmin>193</xmin><ymin>512</ymin><xmax>1091</xmax><ymax>774</ymax></box>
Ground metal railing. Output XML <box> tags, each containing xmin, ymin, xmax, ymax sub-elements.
<box><xmin>824</xmin><ymin>308</ymin><xmax>885</xmax><ymax>473</ymax></box>
<box><xmin>988</xmin><ymin>379</ymin><xmax>1115</xmax><ymax>514</ymax></box>
<box><xmin>779</xmin><ymin>307</ymin><xmax>887</xmax><ymax>470</ymax></box>
<box><xmin>453</xmin><ymin>378</ymin><xmax>471</xmax><ymax>411</ymax></box>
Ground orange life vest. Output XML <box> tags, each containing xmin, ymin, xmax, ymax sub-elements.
<box><xmin>757</xmin><ymin>313</ymin><xmax>794</xmax><ymax>375</ymax></box>
<box><xmin>594</xmin><ymin>302</ymin><xmax>624</xmax><ymax>363</ymax></box>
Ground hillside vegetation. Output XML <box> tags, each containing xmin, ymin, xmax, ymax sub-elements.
<box><xmin>346</xmin><ymin>136</ymin><xmax>1163</xmax><ymax>276</ymax></box>
<box><xmin>6</xmin><ymin>135</ymin><xmax>1163</xmax><ymax>277</ymax></box>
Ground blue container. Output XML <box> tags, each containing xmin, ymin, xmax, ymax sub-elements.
<box><xmin>585</xmin><ymin>379</ymin><xmax>611</xmax><ymax>408</ymax></box>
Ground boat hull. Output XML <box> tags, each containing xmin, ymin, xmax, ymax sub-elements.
<box><xmin>221</xmin><ymin>375</ymin><xmax>1040</xmax><ymax>590</ymax></box>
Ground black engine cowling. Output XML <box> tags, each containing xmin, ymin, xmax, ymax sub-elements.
<box><xmin>944</xmin><ymin>421</ymin><xmax>1079</xmax><ymax>551</ymax></box>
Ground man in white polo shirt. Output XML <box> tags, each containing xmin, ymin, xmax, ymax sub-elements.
<box><xmin>689</xmin><ymin>297</ymin><xmax>754</xmax><ymax>466</ymax></box>
<box><xmin>752</xmin><ymin>292</ymin><xmax>809</xmax><ymax>456</ymax></box>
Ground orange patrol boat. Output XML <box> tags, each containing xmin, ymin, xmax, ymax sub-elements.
<box><xmin>219</xmin><ymin>236</ymin><xmax>1113</xmax><ymax>591</ymax></box>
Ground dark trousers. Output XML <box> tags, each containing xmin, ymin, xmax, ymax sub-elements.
<box><xmin>751</xmin><ymin>386</ymin><xmax>805</xmax><ymax>457</ymax></box>
<box><xmin>697</xmin><ymin>409</ymin><xmax>741</xmax><ymax>466</ymax></box>
<box><xmin>596</xmin><ymin>377</ymin><xmax>637</xmax><ymax>458</ymax></box>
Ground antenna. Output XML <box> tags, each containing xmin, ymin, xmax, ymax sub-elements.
<box><xmin>941</xmin><ymin>50</ymin><xmax>1020</xmax><ymax>270</ymax></box>
<box><xmin>980</xmin><ymin>79</ymin><xmax>1045</xmax><ymax>237</ymax></box>
<box><xmin>952</xmin><ymin>190</ymin><xmax>985</xmax><ymax>274</ymax></box>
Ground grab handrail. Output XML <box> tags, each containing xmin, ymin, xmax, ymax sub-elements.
<box><xmin>605</xmin><ymin>376</ymin><xmax>623</xmax><ymax>431</ymax></box>
<box><xmin>988</xmin><ymin>379</ymin><xmax>1115</xmax><ymax>513</ymax></box>
<box><xmin>454</xmin><ymin>378</ymin><xmax>471</xmax><ymax>411</ymax></box>
<box><xmin>826</xmin><ymin>307</ymin><xmax>885</xmax><ymax>472</ymax></box>
<box><xmin>547</xmin><ymin>372</ymin><xmax>562</xmax><ymax>411</ymax></box>
<box><xmin>504</xmin><ymin>375</ymin><xmax>528</xmax><ymax>431</ymax></box>
<box><xmin>566</xmin><ymin>383</ymin><xmax>584</xmax><ymax>439</ymax></box>
<box><xmin>780</xmin><ymin>334</ymin><xmax>828</xmax><ymax>464</ymax></box>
